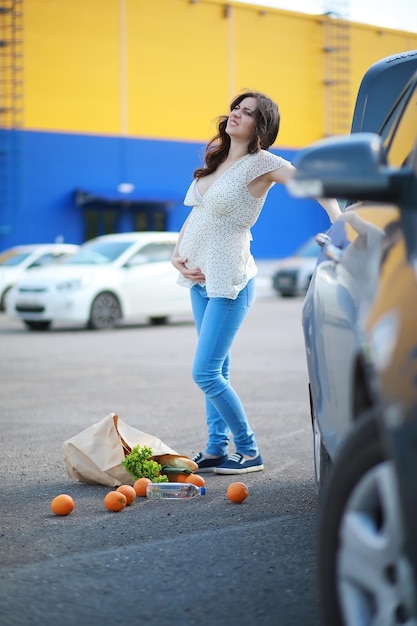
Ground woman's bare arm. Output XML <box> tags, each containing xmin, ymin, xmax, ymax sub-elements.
<box><xmin>265</xmin><ymin>163</ymin><xmax>342</xmax><ymax>223</ymax></box>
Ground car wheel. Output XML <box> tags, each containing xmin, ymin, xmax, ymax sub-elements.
<box><xmin>88</xmin><ymin>292</ymin><xmax>121</xmax><ymax>330</ymax></box>
<box><xmin>304</xmin><ymin>274</ymin><xmax>313</xmax><ymax>292</ymax></box>
<box><xmin>24</xmin><ymin>320</ymin><xmax>51</xmax><ymax>331</ymax></box>
<box><xmin>149</xmin><ymin>315</ymin><xmax>168</xmax><ymax>325</ymax></box>
<box><xmin>309</xmin><ymin>386</ymin><xmax>331</xmax><ymax>498</ymax></box>
<box><xmin>318</xmin><ymin>413</ymin><xmax>416</xmax><ymax>625</ymax></box>
<box><xmin>0</xmin><ymin>286</ymin><xmax>11</xmax><ymax>311</ymax></box>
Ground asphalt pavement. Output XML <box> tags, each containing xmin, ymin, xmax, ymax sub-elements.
<box><xmin>0</xmin><ymin>268</ymin><xmax>321</xmax><ymax>626</ymax></box>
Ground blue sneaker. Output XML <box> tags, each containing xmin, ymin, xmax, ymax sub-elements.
<box><xmin>214</xmin><ymin>453</ymin><xmax>264</xmax><ymax>475</ymax></box>
<box><xmin>192</xmin><ymin>452</ymin><xmax>229</xmax><ymax>473</ymax></box>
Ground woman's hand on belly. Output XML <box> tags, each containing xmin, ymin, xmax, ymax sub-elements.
<box><xmin>171</xmin><ymin>255</ymin><xmax>206</xmax><ymax>282</ymax></box>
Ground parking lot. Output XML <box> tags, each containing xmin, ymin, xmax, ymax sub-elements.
<box><xmin>0</xmin><ymin>280</ymin><xmax>321</xmax><ymax>626</ymax></box>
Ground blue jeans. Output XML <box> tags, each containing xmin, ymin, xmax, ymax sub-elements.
<box><xmin>190</xmin><ymin>278</ymin><xmax>258</xmax><ymax>457</ymax></box>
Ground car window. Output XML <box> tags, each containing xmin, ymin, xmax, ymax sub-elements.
<box><xmin>344</xmin><ymin>77</ymin><xmax>417</xmax><ymax>211</ymax></box>
<box><xmin>67</xmin><ymin>241</ymin><xmax>136</xmax><ymax>264</ymax></box>
<box><xmin>0</xmin><ymin>251</ymin><xmax>32</xmax><ymax>266</ymax></box>
<box><xmin>381</xmin><ymin>79</ymin><xmax>417</xmax><ymax>167</ymax></box>
<box><xmin>29</xmin><ymin>252</ymin><xmax>71</xmax><ymax>268</ymax></box>
<box><xmin>134</xmin><ymin>242</ymin><xmax>176</xmax><ymax>263</ymax></box>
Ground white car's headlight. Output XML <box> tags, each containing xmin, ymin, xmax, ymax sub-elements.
<box><xmin>56</xmin><ymin>275</ymin><xmax>92</xmax><ymax>291</ymax></box>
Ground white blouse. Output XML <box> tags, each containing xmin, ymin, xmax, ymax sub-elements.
<box><xmin>177</xmin><ymin>150</ymin><xmax>290</xmax><ymax>299</ymax></box>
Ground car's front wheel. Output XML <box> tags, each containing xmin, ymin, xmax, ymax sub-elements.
<box><xmin>149</xmin><ymin>315</ymin><xmax>168</xmax><ymax>325</ymax></box>
<box><xmin>319</xmin><ymin>413</ymin><xmax>416</xmax><ymax>625</ymax></box>
<box><xmin>24</xmin><ymin>320</ymin><xmax>52</xmax><ymax>331</ymax></box>
<box><xmin>0</xmin><ymin>286</ymin><xmax>12</xmax><ymax>311</ymax></box>
<box><xmin>88</xmin><ymin>292</ymin><xmax>121</xmax><ymax>330</ymax></box>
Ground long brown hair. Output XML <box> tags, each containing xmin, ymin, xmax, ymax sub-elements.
<box><xmin>194</xmin><ymin>91</ymin><xmax>280</xmax><ymax>179</ymax></box>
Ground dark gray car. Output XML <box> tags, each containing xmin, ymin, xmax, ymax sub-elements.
<box><xmin>288</xmin><ymin>51</ymin><xmax>417</xmax><ymax>625</ymax></box>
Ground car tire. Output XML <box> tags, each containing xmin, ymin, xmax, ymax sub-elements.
<box><xmin>88</xmin><ymin>292</ymin><xmax>121</xmax><ymax>330</ymax></box>
<box><xmin>318</xmin><ymin>412</ymin><xmax>416</xmax><ymax>625</ymax></box>
<box><xmin>149</xmin><ymin>315</ymin><xmax>168</xmax><ymax>325</ymax></box>
<box><xmin>0</xmin><ymin>286</ymin><xmax>11</xmax><ymax>311</ymax></box>
<box><xmin>24</xmin><ymin>320</ymin><xmax>51</xmax><ymax>331</ymax></box>
<box><xmin>304</xmin><ymin>274</ymin><xmax>313</xmax><ymax>292</ymax></box>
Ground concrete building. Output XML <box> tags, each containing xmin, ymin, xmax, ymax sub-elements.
<box><xmin>1</xmin><ymin>0</ymin><xmax>416</xmax><ymax>257</ymax></box>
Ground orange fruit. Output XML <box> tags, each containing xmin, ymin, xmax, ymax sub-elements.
<box><xmin>167</xmin><ymin>472</ymin><xmax>188</xmax><ymax>483</ymax></box>
<box><xmin>51</xmin><ymin>494</ymin><xmax>75</xmax><ymax>516</ymax></box>
<box><xmin>185</xmin><ymin>473</ymin><xmax>206</xmax><ymax>487</ymax></box>
<box><xmin>116</xmin><ymin>484</ymin><xmax>136</xmax><ymax>505</ymax></box>
<box><xmin>133</xmin><ymin>477</ymin><xmax>151</xmax><ymax>497</ymax></box>
<box><xmin>165</xmin><ymin>473</ymin><xmax>179</xmax><ymax>482</ymax></box>
<box><xmin>104</xmin><ymin>490</ymin><xmax>127</xmax><ymax>512</ymax></box>
<box><xmin>227</xmin><ymin>482</ymin><xmax>249</xmax><ymax>503</ymax></box>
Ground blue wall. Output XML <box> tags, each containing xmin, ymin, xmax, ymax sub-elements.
<box><xmin>0</xmin><ymin>130</ymin><xmax>331</xmax><ymax>258</ymax></box>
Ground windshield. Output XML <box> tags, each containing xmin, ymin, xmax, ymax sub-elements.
<box><xmin>380</xmin><ymin>79</ymin><xmax>417</xmax><ymax>167</ymax></box>
<box><xmin>344</xmin><ymin>76</ymin><xmax>417</xmax><ymax>210</ymax></box>
<box><xmin>66</xmin><ymin>241</ymin><xmax>135</xmax><ymax>265</ymax></box>
<box><xmin>0</xmin><ymin>251</ymin><xmax>32</xmax><ymax>266</ymax></box>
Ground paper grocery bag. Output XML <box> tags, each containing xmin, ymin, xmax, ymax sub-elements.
<box><xmin>63</xmin><ymin>412</ymin><xmax>180</xmax><ymax>487</ymax></box>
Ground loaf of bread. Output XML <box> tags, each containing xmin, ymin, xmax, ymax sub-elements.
<box><xmin>157</xmin><ymin>454</ymin><xmax>198</xmax><ymax>472</ymax></box>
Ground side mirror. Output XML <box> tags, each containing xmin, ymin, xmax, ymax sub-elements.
<box><xmin>287</xmin><ymin>133</ymin><xmax>397</xmax><ymax>202</ymax></box>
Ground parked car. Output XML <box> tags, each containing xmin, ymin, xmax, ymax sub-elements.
<box><xmin>0</xmin><ymin>243</ymin><xmax>79</xmax><ymax>311</ymax></box>
<box><xmin>288</xmin><ymin>51</ymin><xmax>417</xmax><ymax>624</ymax></box>
<box><xmin>271</xmin><ymin>237</ymin><xmax>320</xmax><ymax>297</ymax></box>
<box><xmin>6</xmin><ymin>232</ymin><xmax>192</xmax><ymax>330</ymax></box>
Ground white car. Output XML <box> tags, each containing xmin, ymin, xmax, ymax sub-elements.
<box><xmin>271</xmin><ymin>237</ymin><xmax>320</xmax><ymax>297</ymax></box>
<box><xmin>0</xmin><ymin>243</ymin><xmax>80</xmax><ymax>311</ymax></box>
<box><xmin>6</xmin><ymin>232</ymin><xmax>192</xmax><ymax>330</ymax></box>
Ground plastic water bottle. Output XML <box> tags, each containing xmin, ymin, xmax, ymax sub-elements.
<box><xmin>146</xmin><ymin>482</ymin><xmax>206</xmax><ymax>499</ymax></box>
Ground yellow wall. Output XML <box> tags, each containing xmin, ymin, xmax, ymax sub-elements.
<box><xmin>24</xmin><ymin>0</ymin><xmax>417</xmax><ymax>147</ymax></box>
<box><xmin>25</xmin><ymin>0</ymin><xmax>121</xmax><ymax>134</ymax></box>
<box><xmin>126</xmin><ymin>0</ymin><xmax>230</xmax><ymax>141</ymax></box>
<box><xmin>349</xmin><ymin>22</ymin><xmax>417</xmax><ymax>97</ymax></box>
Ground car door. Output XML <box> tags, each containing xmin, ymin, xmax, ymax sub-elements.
<box><xmin>121</xmin><ymin>240</ymin><xmax>187</xmax><ymax>317</ymax></box>
<box><xmin>304</xmin><ymin>206</ymin><xmax>400</xmax><ymax>455</ymax></box>
<box><xmin>303</xmin><ymin>68</ymin><xmax>417</xmax><ymax>459</ymax></box>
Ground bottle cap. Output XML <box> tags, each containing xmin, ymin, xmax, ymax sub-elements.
<box><xmin>200</xmin><ymin>487</ymin><xmax>206</xmax><ymax>495</ymax></box>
